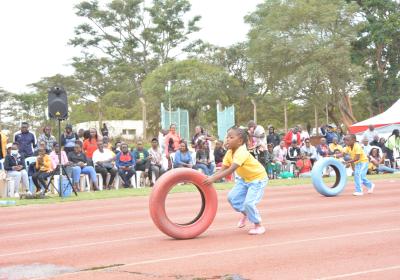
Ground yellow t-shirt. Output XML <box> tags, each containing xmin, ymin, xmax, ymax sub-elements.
<box><xmin>329</xmin><ymin>143</ymin><xmax>343</xmax><ymax>153</ymax></box>
<box><xmin>343</xmin><ymin>143</ymin><xmax>368</xmax><ymax>164</ymax></box>
<box><xmin>223</xmin><ymin>145</ymin><xmax>267</xmax><ymax>182</ymax></box>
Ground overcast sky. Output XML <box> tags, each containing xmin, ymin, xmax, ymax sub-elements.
<box><xmin>0</xmin><ymin>0</ymin><xmax>262</xmax><ymax>94</ymax></box>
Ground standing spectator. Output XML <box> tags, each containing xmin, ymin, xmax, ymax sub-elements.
<box><xmin>320</xmin><ymin>124</ymin><xmax>338</xmax><ymax>145</ymax></box>
<box><xmin>362</xmin><ymin>125</ymin><xmax>379</xmax><ymax>143</ymax></box>
<box><xmin>78</xmin><ymin>128</ymin><xmax>85</xmax><ymax>142</ymax></box>
<box><xmin>247</xmin><ymin>121</ymin><xmax>266</xmax><ymax>151</ymax></box>
<box><xmin>283</xmin><ymin>126</ymin><xmax>301</xmax><ymax>148</ymax></box>
<box><xmin>61</xmin><ymin>124</ymin><xmax>79</xmax><ymax>154</ymax></box>
<box><xmin>83</xmin><ymin>128</ymin><xmax>99</xmax><ymax>159</ymax></box>
<box><xmin>14</xmin><ymin>122</ymin><xmax>36</xmax><ymax>157</ymax></box>
<box><xmin>191</xmin><ymin>126</ymin><xmax>214</xmax><ymax>152</ymax></box>
<box><xmin>158</xmin><ymin>129</ymin><xmax>168</xmax><ymax>155</ymax></box>
<box><xmin>164</xmin><ymin>124</ymin><xmax>181</xmax><ymax>157</ymax></box>
<box><xmin>214</xmin><ymin>140</ymin><xmax>226</xmax><ymax>167</ymax></box>
<box><xmin>273</xmin><ymin>140</ymin><xmax>288</xmax><ymax>169</ymax></box>
<box><xmin>194</xmin><ymin>140</ymin><xmax>215</xmax><ymax>176</ymax></box>
<box><xmin>116</xmin><ymin>143</ymin><xmax>136</xmax><ymax>188</ymax></box>
<box><xmin>132</xmin><ymin>140</ymin><xmax>149</xmax><ymax>183</ymax></box>
<box><xmin>266</xmin><ymin>126</ymin><xmax>280</xmax><ymax>147</ymax></box>
<box><xmin>296</xmin><ymin>153</ymin><xmax>312</xmax><ymax>177</ymax></box>
<box><xmin>101</xmin><ymin>123</ymin><xmax>109</xmax><ymax>137</ymax></box>
<box><xmin>93</xmin><ymin>140</ymin><xmax>117</xmax><ymax>190</ymax></box>
<box><xmin>316</xmin><ymin>137</ymin><xmax>330</xmax><ymax>158</ymax></box>
<box><xmin>32</xmin><ymin>147</ymin><xmax>53</xmax><ymax>193</ymax></box>
<box><xmin>385</xmin><ymin>129</ymin><xmax>400</xmax><ymax>166</ymax></box>
<box><xmin>361</xmin><ymin>137</ymin><xmax>372</xmax><ymax>156</ymax></box>
<box><xmin>301</xmin><ymin>138</ymin><xmax>317</xmax><ymax>165</ymax></box>
<box><xmin>68</xmin><ymin>142</ymin><xmax>99</xmax><ymax>192</ymax></box>
<box><xmin>3</xmin><ymin>143</ymin><xmax>30</xmax><ymax>196</ymax></box>
<box><xmin>329</xmin><ymin>137</ymin><xmax>343</xmax><ymax>154</ymax></box>
<box><xmin>298</xmin><ymin>125</ymin><xmax>310</xmax><ymax>145</ymax></box>
<box><xmin>37</xmin><ymin>126</ymin><xmax>56</xmax><ymax>152</ymax></box>
<box><xmin>145</xmin><ymin>138</ymin><xmax>164</xmax><ymax>186</ymax></box>
<box><xmin>370</xmin><ymin>135</ymin><xmax>384</xmax><ymax>150</ymax></box>
<box><xmin>336</xmin><ymin>127</ymin><xmax>346</xmax><ymax>145</ymax></box>
<box><xmin>34</xmin><ymin>141</ymin><xmax>50</xmax><ymax>156</ymax></box>
<box><xmin>173</xmin><ymin>142</ymin><xmax>193</xmax><ymax>168</ymax></box>
<box><xmin>0</xmin><ymin>130</ymin><xmax>8</xmax><ymax>160</ymax></box>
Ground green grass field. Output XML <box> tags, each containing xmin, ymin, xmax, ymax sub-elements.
<box><xmin>1</xmin><ymin>173</ymin><xmax>399</xmax><ymax>207</ymax></box>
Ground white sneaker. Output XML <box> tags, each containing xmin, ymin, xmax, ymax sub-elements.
<box><xmin>368</xmin><ymin>183</ymin><xmax>375</xmax><ymax>194</ymax></box>
<box><xmin>353</xmin><ymin>191</ymin><xmax>363</xmax><ymax>196</ymax></box>
<box><xmin>26</xmin><ymin>191</ymin><xmax>32</xmax><ymax>196</ymax></box>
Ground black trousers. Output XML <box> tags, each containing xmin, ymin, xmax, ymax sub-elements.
<box><xmin>95</xmin><ymin>165</ymin><xmax>117</xmax><ymax>186</ymax></box>
<box><xmin>32</xmin><ymin>171</ymin><xmax>52</xmax><ymax>192</ymax></box>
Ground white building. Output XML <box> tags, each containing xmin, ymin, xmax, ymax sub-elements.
<box><xmin>75</xmin><ymin>120</ymin><xmax>144</xmax><ymax>140</ymax></box>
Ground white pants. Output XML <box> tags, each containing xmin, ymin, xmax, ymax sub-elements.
<box><xmin>7</xmin><ymin>170</ymin><xmax>29</xmax><ymax>194</ymax></box>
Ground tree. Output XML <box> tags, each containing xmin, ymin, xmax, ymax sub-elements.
<box><xmin>142</xmin><ymin>59</ymin><xmax>244</xmax><ymax>135</ymax></box>
<box><xmin>350</xmin><ymin>0</ymin><xmax>400</xmax><ymax>113</ymax></box>
<box><xmin>246</xmin><ymin>0</ymin><xmax>362</xmax><ymax>128</ymax></box>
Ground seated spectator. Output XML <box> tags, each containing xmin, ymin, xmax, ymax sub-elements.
<box><xmin>193</xmin><ymin>140</ymin><xmax>215</xmax><ymax>176</ymax></box>
<box><xmin>369</xmin><ymin>135</ymin><xmax>383</xmax><ymax>149</ymax></box>
<box><xmin>113</xmin><ymin>141</ymin><xmax>122</xmax><ymax>154</ymax></box>
<box><xmin>93</xmin><ymin>140</ymin><xmax>117</xmax><ymax>190</ymax></box>
<box><xmin>320</xmin><ymin>124</ymin><xmax>338</xmax><ymax>145</ymax></box>
<box><xmin>329</xmin><ymin>137</ymin><xmax>343</xmax><ymax>155</ymax></box>
<box><xmin>132</xmin><ymin>140</ymin><xmax>149</xmax><ymax>184</ymax></box>
<box><xmin>173</xmin><ymin>142</ymin><xmax>192</xmax><ymax>168</ymax></box>
<box><xmin>368</xmin><ymin>147</ymin><xmax>398</xmax><ymax>174</ymax></box>
<box><xmin>49</xmin><ymin>143</ymin><xmax>71</xmax><ymax>176</ymax></box>
<box><xmin>300</xmin><ymin>138</ymin><xmax>317</xmax><ymax>165</ymax></box>
<box><xmin>264</xmin><ymin>144</ymin><xmax>281</xmax><ymax>178</ymax></box>
<box><xmin>361</xmin><ymin>137</ymin><xmax>372</xmax><ymax>156</ymax></box>
<box><xmin>298</xmin><ymin>125</ymin><xmax>310</xmax><ymax>145</ymax></box>
<box><xmin>295</xmin><ymin>153</ymin><xmax>312</xmax><ymax>177</ymax></box>
<box><xmin>146</xmin><ymin>138</ymin><xmax>164</xmax><ymax>186</ymax></box>
<box><xmin>32</xmin><ymin>147</ymin><xmax>53</xmax><ymax>193</ymax></box>
<box><xmin>273</xmin><ymin>140</ymin><xmax>288</xmax><ymax>168</ymax></box>
<box><xmin>3</xmin><ymin>143</ymin><xmax>30</xmax><ymax>196</ymax></box>
<box><xmin>287</xmin><ymin>140</ymin><xmax>301</xmax><ymax>162</ymax></box>
<box><xmin>316</xmin><ymin>138</ymin><xmax>330</xmax><ymax>158</ymax></box>
<box><xmin>283</xmin><ymin>126</ymin><xmax>301</xmax><ymax>148</ymax></box>
<box><xmin>116</xmin><ymin>143</ymin><xmax>136</xmax><ymax>188</ymax></box>
<box><xmin>68</xmin><ymin>142</ymin><xmax>99</xmax><ymax>192</ymax></box>
<box><xmin>337</xmin><ymin>127</ymin><xmax>345</xmax><ymax>145</ymax></box>
<box><xmin>37</xmin><ymin>126</ymin><xmax>56</xmax><ymax>152</ymax></box>
<box><xmin>83</xmin><ymin>128</ymin><xmax>99</xmax><ymax>159</ymax></box>
<box><xmin>214</xmin><ymin>140</ymin><xmax>226</xmax><ymax>167</ymax></box>
<box><xmin>34</xmin><ymin>141</ymin><xmax>50</xmax><ymax>156</ymax></box>
<box><xmin>102</xmin><ymin>136</ymin><xmax>113</xmax><ymax>150</ymax></box>
<box><xmin>14</xmin><ymin>122</ymin><xmax>36</xmax><ymax>158</ymax></box>
<box><xmin>266</xmin><ymin>126</ymin><xmax>280</xmax><ymax>147</ymax></box>
<box><xmin>61</xmin><ymin>124</ymin><xmax>79</xmax><ymax>154</ymax></box>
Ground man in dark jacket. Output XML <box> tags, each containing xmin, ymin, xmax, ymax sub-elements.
<box><xmin>4</xmin><ymin>142</ymin><xmax>30</xmax><ymax>195</ymax></box>
<box><xmin>266</xmin><ymin>126</ymin><xmax>280</xmax><ymax>147</ymax></box>
<box><xmin>116</xmin><ymin>143</ymin><xmax>136</xmax><ymax>187</ymax></box>
<box><xmin>14</xmin><ymin>122</ymin><xmax>36</xmax><ymax>157</ymax></box>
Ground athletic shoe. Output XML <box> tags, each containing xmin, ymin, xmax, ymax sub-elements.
<box><xmin>248</xmin><ymin>226</ymin><xmax>266</xmax><ymax>235</ymax></box>
<box><xmin>368</xmin><ymin>183</ymin><xmax>375</xmax><ymax>194</ymax></box>
<box><xmin>353</xmin><ymin>191</ymin><xmax>363</xmax><ymax>196</ymax></box>
<box><xmin>237</xmin><ymin>216</ymin><xmax>247</xmax><ymax>228</ymax></box>
<box><xmin>26</xmin><ymin>191</ymin><xmax>32</xmax><ymax>196</ymax></box>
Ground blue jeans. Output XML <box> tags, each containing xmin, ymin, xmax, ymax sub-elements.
<box><xmin>71</xmin><ymin>166</ymin><xmax>97</xmax><ymax>185</ymax></box>
<box><xmin>354</xmin><ymin>162</ymin><xmax>372</xmax><ymax>192</ymax></box>
<box><xmin>227</xmin><ymin>177</ymin><xmax>268</xmax><ymax>224</ymax></box>
<box><xmin>377</xmin><ymin>165</ymin><xmax>398</xmax><ymax>173</ymax></box>
<box><xmin>194</xmin><ymin>163</ymin><xmax>215</xmax><ymax>176</ymax></box>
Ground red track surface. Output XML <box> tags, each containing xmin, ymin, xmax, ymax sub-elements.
<box><xmin>1</xmin><ymin>178</ymin><xmax>399</xmax><ymax>280</ymax></box>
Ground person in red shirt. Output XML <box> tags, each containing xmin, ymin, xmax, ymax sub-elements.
<box><xmin>164</xmin><ymin>123</ymin><xmax>181</xmax><ymax>158</ymax></box>
<box><xmin>295</xmin><ymin>153</ymin><xmax>312</xmax><ymax>177</ymax></box>
<box><xmin>83</xmin><ymin>128</ymin><xmax>99</xmax><ymax>159</ymax></box>
<box><xmin>283</xmin><ymin>126</ymin><xmax>301</xmax><ymax>148</ymax></box>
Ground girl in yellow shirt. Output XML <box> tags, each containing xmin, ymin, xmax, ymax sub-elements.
<box><xmin>32</xmin><ymin>148</ymin><xmax>53</xmax><ymax>193</ymax></box>
<box><xmin>343</xmin><ymin>134</ymin><xmax>374</xmax><ymax>196</ymax></box>
<box><xmin>205</xmin><ymin>126</ymin><xmax>268</xmax><ymax>235</ymax></box>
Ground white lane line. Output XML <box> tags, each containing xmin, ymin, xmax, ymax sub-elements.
<box><xmin>1</xmin><ymin>210</ymin><xmax>400</xmax><ymax>257</ymax></box>
<box><xmin>41</xmin><ymin>227</ymin><xmax>400</xmax><ymax>280</ymax></box>
<box><xmin>317</xmin><ymin>265</ymin><xmax>400</xmax><ymax>279</ymax></box>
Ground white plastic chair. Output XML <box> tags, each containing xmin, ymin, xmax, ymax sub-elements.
<box><xmin>0</xmin><ymin>159</ymin><xmax>4</xmax><ymax>170</ymax></box>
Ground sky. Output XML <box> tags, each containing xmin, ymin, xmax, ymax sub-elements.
<box><xmin>0</xmin><ymin>0</ymin><xmax>262</xmax><ymax>94</ymax></box>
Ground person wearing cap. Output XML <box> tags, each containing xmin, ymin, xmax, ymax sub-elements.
<box><xmin>61</xmin><ymin>124</ymin><xmax>79</xmax><ymax>154</ymax></box>
<box><xmin>0</xmin><ymin>130</ymin><xmax>7</xmax><ymax>160</ymax></box>
<box><xmin>320</xmin><ymin>124</ymin><xmax>338</xmax><ymax>145</ymax></box>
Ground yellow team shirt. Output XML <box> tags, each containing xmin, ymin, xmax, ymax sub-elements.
<box><xmin>343</xmin><ymin>143</ymin><xmax>368</xmax><ymax>164</ymax></box>
<box><xmin>329</xmin><ymin>143</ymin><xmax>343</xmax><ymax>153</ymax></box>
<box><xmin>36</xmin><ymin>154</ymin><xmax>53</xmax><ymax>172</ymax></box>
<box><xmin>223</xmin><ymin>145</ymin><xmax>267</xmax><ymax>182</ymax></box>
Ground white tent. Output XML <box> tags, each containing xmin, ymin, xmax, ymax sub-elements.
<box><xmin>349</xmin><ymin>99</ymin><xmax>400</xmax><ymax>137</ymax></box>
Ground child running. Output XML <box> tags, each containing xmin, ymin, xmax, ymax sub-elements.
<box><xmin>204</xmin><ymin>126</ymin><xmax>268</xmax><ymax>235</ymax></box>
<box><xmin>342</xmin><ymin>134</ymin><xmax>375</xmax><ymax>196</ymax></box>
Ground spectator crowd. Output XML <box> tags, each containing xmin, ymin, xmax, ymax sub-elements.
<box><xmin>0</xmin><ymin>120</ymin><xmax>399</xmax><ymax>197</ymax></box>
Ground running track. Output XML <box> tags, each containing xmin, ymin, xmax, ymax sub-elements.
<box><xmin>1</xmin><ymin>178</ymin><xmax>399</xmax><ymax>279</ymax></box>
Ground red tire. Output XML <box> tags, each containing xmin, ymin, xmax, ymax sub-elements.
<box><xmin>149</xmin><ymin>168</ymin><xmax>218</xmax><ymax>239</ymax></box>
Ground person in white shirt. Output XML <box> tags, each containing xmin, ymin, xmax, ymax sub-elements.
<box><xmin>145</xmin><ymin>138</ymin><xmax>165</xmax><ymax>186</ymax></box>
<box><xmin>273</xmin><ymin>140</ymin><xmax>288</xmax><ymax>170</ymax></box>
<box><xmin>362</xmin><ymin>125</ymin><xmax>379</xmax><ymax>143</ymax></box>
<box><xmin>92</xmin><ymin>140</ymin><xmax>116</xmax><ymax>190</ymax></box>
<box><xmin>300</xmin><ymin>138</ymin><xmax>317</xmax><ymax>165</ymax></box>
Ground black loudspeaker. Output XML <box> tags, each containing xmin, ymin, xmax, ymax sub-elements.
<box><xmin>48</xmin><ymin>86</ymin><xmax>68</xmax><ymax>120</ymax></box>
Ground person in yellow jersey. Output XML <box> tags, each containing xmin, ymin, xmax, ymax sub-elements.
<box><xmin>204</xmin><ymin>126</ymin><xmax>268</xmax><ymax>235</ymax></box>
<box><xmin>343</xmin><ymin>134</ymin><xmax>375</xmax><ymax>196</ymax></box>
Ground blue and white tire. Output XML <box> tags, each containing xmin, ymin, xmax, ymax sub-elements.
<box><xmin>311</xmin><ymin>157</ymin><xmax>347</xmax><ymax>197</ymax></box>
